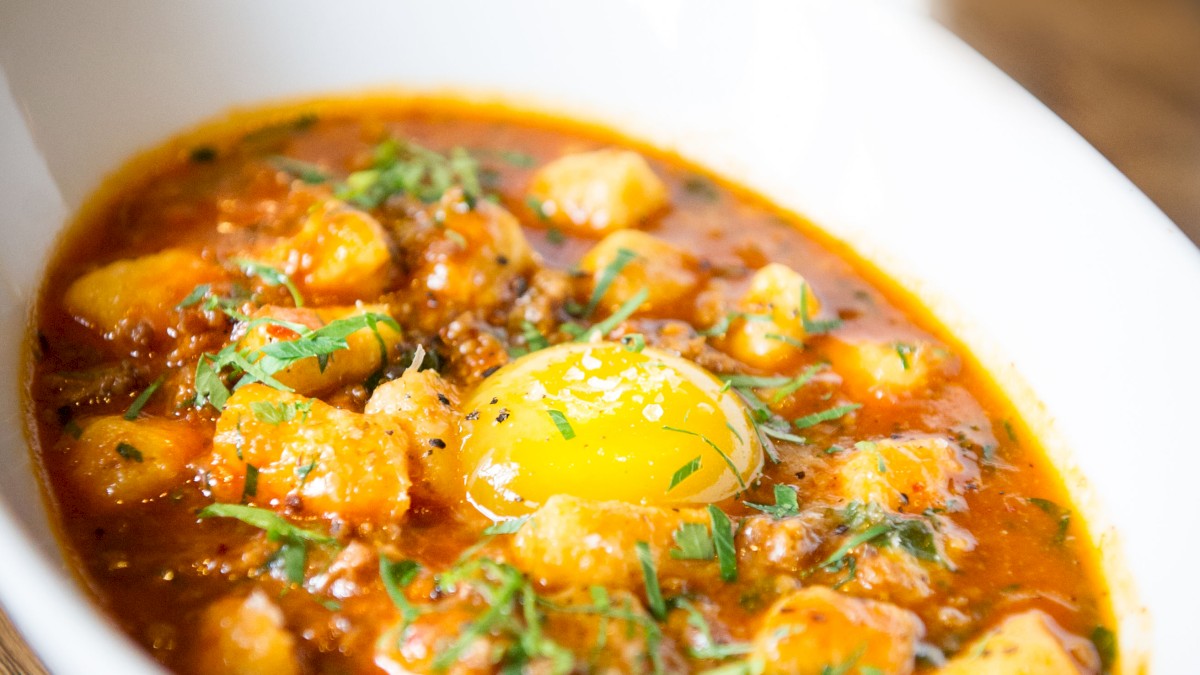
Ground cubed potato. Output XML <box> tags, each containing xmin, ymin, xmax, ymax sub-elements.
<box><xmin>191</xmin><ymin>590</ymin><xmax>300</xmax><ymax>675</ymax></box>
<box><xmin>837</xmin><ymin>437</ymin><xmax>978</xmax><ymax>513</ymax></box>
<box><xmin>823</xmin><ymin>339</ymin><xmax>955</xmax><ymax>400</ymax></box>
<box><xmin>258</xmin><ymin>198</ymin><xmax>392</xmax><ymax>302</ymax></box>
<box><xmin>365</xmin><ymin>368</ymin><xmax>465</xmax><ymax>505</ymax></box>
<box><xmin>578</xmin><ymin>230</ymin><xmax>703</xmax><ymax>316</ymax></box>
<box><xmin>839</xmin><ymin>546</ymin><xmax>935</xmax><ymax>605</ymax></box>
<box><xmin>724</xmin><ymin>263</ymin><xmax>823</xmax><ymax>369</ymax></box>
<box><xmin>400</xmin><ymin>190</ymin><xmax>537</xmax><ymax>331</ymax></box>
<box><xmin>236</xmin><ymin>304</ymin><xmax>402</xmax><ymax>396</ymax></box>
<box><xmin>64</xmin><ymin>416</ymin><xmax>207</xmax><ymax>509</ymax></box>
<box><xmin>63</xmin><ymin>248</ymin><xmax>226</xmax><ymax>340</ymax></box>
<box><xmin>207</xmin><ymin>384</ymin><xmax>410</xmax><ymax>524</ymax></box>
<box><xmin>937</xmin><ymin>610</ymin><xmax>1101</xmax><ymax>675</ymax></box>
<box><xmin>752</xmin><ymin>586</ymin><xmax>924</xmax><ymax>675</ymax></box>
<box><xmin>510</xmin><ymin>495</ymin><xmax>708</xmax><ymax>590</ymax></box>
<box><xmin>529</xmin><ymin>149</ymin><xmax>668</xmax><ymax>235</ymax></box>
<box><xmin>737</xmin><ymin>511</ymin><xmax>823</xmax><ymax>574</ymax></box>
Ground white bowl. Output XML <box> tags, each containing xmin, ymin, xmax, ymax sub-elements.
<box><xmin>2</xmin><ymin>1</ymin><xmax>1198</xmax><ymax>673</ymax></box>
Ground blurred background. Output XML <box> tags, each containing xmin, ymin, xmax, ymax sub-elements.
<box><xmin>939</xmin><ymin>0</ymin><xmax>1200</xmax><ymax>246</ymax></box>
<box><xmin>1</xmin><ymin>1</ymin><xmax>1199</xmax><ymax>672</ymax></box>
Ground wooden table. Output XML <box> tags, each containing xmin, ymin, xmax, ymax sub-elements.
<box><xmin>3</xmin><ymin>2</ymin><xmax>1198</xmax><ymax>673</ymax></box>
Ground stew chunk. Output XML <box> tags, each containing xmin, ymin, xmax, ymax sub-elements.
<box><xmin>752</xmin><ymin>586</ymin><xmax>924</xmax><ymax>675</ymax></box>
<box><xmin>191</xmin><ymin>590</ymin><xmax>301</xmax><ymax>675</ymax></box>
<box><xmin>63</xmin><ymin>416</ymin><xmax>207</xmax><ymax>509</ymax></box>
<box><xmin>937</xmin><ymin>610</ymin><xmax>1101</xmax><ymax>675</ymax></box>
<box><xmin>63</xmin><ymin>248</ymin><xmax>225</xmax><ymax>341</ymax></box>
<box><xmin>207</xmin><ymin>384</ymin><xmax>411</xmax><ymax>524</ymax></box>
<box><xmin>529</xmin><ymin>149</ymin><xmax>668</xmax><ymax>234</ymax></box>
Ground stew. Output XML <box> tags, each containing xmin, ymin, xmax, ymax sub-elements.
<box><xmin>26</xmin><ymin>98</ymin><xmax>1115</xmax><ymax>674</ymax></box>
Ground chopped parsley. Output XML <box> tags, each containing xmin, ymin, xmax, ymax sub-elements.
<box><xmin>379</xmin><ymin>557</ymin><xmax>423</xmax><ymax>635</ymax></box>
<box><xmin>636</xmin><ymin>541</ymin><xmax>667</xmax><ymax>620</ymax></box>
<box><xmin>581</xmin><ymin>287</ymin><xmax>649</xmax><ymax>341</ymax></box>
<box><xmin>1091</xmin><ymin>625</ymin><xmax>1117</xmax><ymax>673</ymax></box>
<box><xmin>663</xmin><ymin>426</ymin><xmax>746</xmax><ymax>489</ymax></box>
<box><xmin>114</xmin><ymin>442</ymin><xmax>143</xmax><ymax>463</ymax></box>
<box><xmin>668</xmin><ymin>456</ymin><xmax>703</xmax><ymax>491</ymax></box>
<box><xmin>744</xmin><ymin>484</ymin><xmax>800</xmax><ymax>519</ymax></box>
<box><xmin>242</xmin><ymin>464</ymin><xmax>259</xmax><ymax>499</ymax></box>
<box><xmin>197</xmin><ymin>503</ymin><xmax>336</xmax><ymax>585</ymax></box>
<box><xmin>193</xmin><ymin>311</ymin><xmax>400</xmax><ymax>411</ymax></box>
<box><xmin>546</xmin><ymin>409</ymin><xmax>575</xmax><ymax>440</ymax></box>
<box><xmin>336</xmin><ymin>138</ymin><xmax>483</xmax><ymax>208</ymax></box>
<box><xmin>669</xmin><ymin>522</ymin><xmax>715</xmax><ymax>560</ymax></box>
<box><xmin>230</xmin><ymin>258</ymin><xmax>303</xmax><ymax>307</ymax></box>
<box><xmin>1028</xmin><ymin>497</ymin><xmax>1072</xmax><ymax>545</ymax></box>
<box><xmin>809</xmin><ymin>502</ymin><xmax>945</xmax><ymax>578</ymax></box>
<box><xmin>792</xmin><ymin>403</ymin><xmax>861</xmax><ymax>430</ymax></box>
<box><xmin>708</xmin><ymin>506</ymin><xmax>738</xmax><ymax>582</ymax></box>
<box><xmin>123</xmin><ymin>375</ymin><xmax>164</xmax><ymax>420</ymax></box>
<box><xmin>621</xmin><ymin>333</ymin><xmax>646</xmax><ymax>353</ymax></box>
<box><xmin>584</xmin><ymin>247</ymin><xmax>637</xmax><ymax>317</ymax></box>
<box><xmin>799</xmin><ymin>283</ymin><xmax>842</xmax><ymax>334</ymax></box>
<box><xmin>894</xmin><ymin>342</ymin><xmax>916</xmax><ymax>370</ymax></box>
<box><xmin>250</xmin><ymin>400</ymin><xmax>312</xmax><ymax>425</ymax></box>
<box><xmin>705</xmin><ymin>502</ymin><xmax>734</xmax><ymax>581</ymax></box>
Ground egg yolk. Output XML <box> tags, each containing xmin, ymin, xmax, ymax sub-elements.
<box><xmin>460</xmin><ymin>342</ymin><xmax>763</xmax><ymax>520</ymax></box>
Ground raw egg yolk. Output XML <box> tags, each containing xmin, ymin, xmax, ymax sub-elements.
<box><xmin>460</xmin><ymin>342</ymin><xmax>763</xmax><ymax>519</ymax></box>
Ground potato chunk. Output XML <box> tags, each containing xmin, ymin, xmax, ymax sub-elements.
<box><xmin>63</xmin><ymin>248</ymin><xmax>225</xmax><ymax>340</ymax></box>
<box><xmin>208</xmin><ymin>384</ymin><xmax>411</xmax><ymax>523</ymax></box>
<box><xmin>752</xmin><ymin>587</ymin><xmax>924</xmax><ymax>675</ymax></box>
<box><xmin>191</xmin><ymin>590</ymin><xmax>300</xmax><ymax>675</ymax></box>
<box><xmin>258</xmin><ymin>199</ymin><xmax>392</xmax><ymax>302</ymax></box>
<box><xmin>365</xmin><ymin>367</ymin><xmax>464</xmax><ymax>505</ymax></box>
<box><xmin>578</xmin><ymin>230</ymin><xmax>703</xmax><ymax>316</ymax></box>
<box><xmin>63</xmin><ymin>416</ymin><xmax>207</xmax><ymax>509</ymax></box>
<box><xmin>837</xmin><ymin>437</ymin><xmax>978</xmax><ymax>513</ymax></box>
<box><xmin>724</xmin><ymin>263</ymin><xmax>823</xmax><ymax>368</ymax></box>
<box><xmin>529</xmin><ymin>149</ymin><xmax>668</xmax><ymax>234</ymax></box>
<box><xmin>398</xmin><ymin>189</ymin><xmax>537</xmax><ymax>331</ymax></box>
<box><xmin>511</xmin><ymin>495</ymin><xmax>708</xmax><ymax>589</ymax></box>
<box><xmin>937</xmin><ymin>610</ymin><xmax>1101</xmax><ymax>675</ymax></box>
<box><xmin>824</xmin><ymin>339</ymin><xmax>955</xmax><ymax>400</ymax></box>
<box><xmin>236</xmin><ymin>304</ymin><xmax>402</xmax><ymax>396</ymax></box>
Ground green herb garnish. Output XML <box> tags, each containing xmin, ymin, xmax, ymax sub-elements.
<box><xmin>584</xmin><ymin>247</ymin><xmax>637</xmax><ymax>317</ymax></box>
<box><xmin>708</xmin><ymin>506</ymin><xmax>738</xmax><ymax>582</ymax></box>
<box><xmin>662</xmin><ymin>426</ymin><xmax>746</xmax><ymax>489</ymax></box>
<box><xmin>744</xmin><ymin>484</ymin><xmax>800</xmax><ymax>519</ymax></box>
<box><xmin>230</xmin><ymin>258</ymin><xmax>303</xmax><ymax>307</ymax></box>
<box><xmin>546</xmin><ymin>409</ymin><xmax>575</xmax><ymax>440</ymax></box>
<box><xmin>636</xmin><ymin>541</ymin><xmax>666</xmax><ymax>620</ymax></box>
<box><xmin>123</xmin><ymin>375</ymin><xmax>164</xmax><ymax>420</ymax></box>
<box><xmin>670</xmin><ymin>522</ymin><xmax>715</xmax><ymax>560</ymax></box>
<box><xmin>792</xmin><ymin>403</ymin><xmax>862</xmax><ymax>430</ymax></box>
<box><xmin>115</xmin><ymin>442</ymin><xmax>143</xmax><ymax>463</ymax></box>
<box><xmin>669</xmin><ymin>456</ymin><xmax>703</xmax><ymax>491</ymax></box>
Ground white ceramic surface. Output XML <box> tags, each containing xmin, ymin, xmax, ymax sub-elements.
<box><xmin>2</xmin><ymin>1</ymin><xmax>1198</xmax><ymax>673</ymax></box>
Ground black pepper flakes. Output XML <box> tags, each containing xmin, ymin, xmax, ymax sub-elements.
<box><xmin>428</xmin><ymin>438</ymin><xmax>446</xmax><ymax>449</ymax></box>
<box><xmin>489</xmin><ymin>397</ymin><xmax>499</xmax><ymax>405</ymax></box>
<box><xmin>466</xmin><ymin>410</ymin><xmax>480</xmax><ymax>421</ymax></box>
<box><xmin>437</xmin><ymin>393</ymin><xmax>450</xmax><ymax>406</ymax></box>
<box><xmin>496</xmin><ymin>409</ymin><xmax>510</xmax><ymax>423</ymax></box>
<box><xmin>482</xmin><ymin>366</ymin><xmax>501</xmax><ymax>378</ymax></box>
